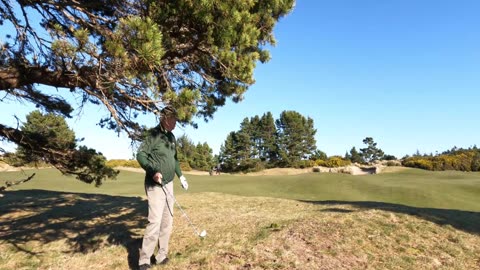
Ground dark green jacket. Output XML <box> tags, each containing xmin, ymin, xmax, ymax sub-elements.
<box><xmin>136</xmin><ymin>125</ymin><xmax>182</xmax><ymax>186</ymax></box>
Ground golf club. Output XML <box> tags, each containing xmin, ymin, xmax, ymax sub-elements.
<box><xmin>163</xmin><ymin>187</ymin><xmax>207</xmax><ymax>238</ymax></box>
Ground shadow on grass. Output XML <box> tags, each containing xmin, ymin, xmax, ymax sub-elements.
<box><xmin>300</xmin><ymin>200</ymin><xmax>480</xmax><ymax>235</ymax></box>
<box><xmin>0</xmin><ymin>189</ymin><xmax>147</xmax><ymax>269</ymax></box>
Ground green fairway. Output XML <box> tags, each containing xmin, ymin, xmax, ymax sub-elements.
<box><xmin>2</xmin><ymin>167</ymin><xmax>480</xmax><ymax>211</ymax></box>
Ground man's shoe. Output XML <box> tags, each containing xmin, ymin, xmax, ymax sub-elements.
<box><xmin>139</xmin><ymin>264</ymin><xmax>151</xmax><ymax>270</ymax></box>
<box><xmin>157</xmin><ymin>257</ymin><xmax>169</xmax><ymax>265</ymax></box>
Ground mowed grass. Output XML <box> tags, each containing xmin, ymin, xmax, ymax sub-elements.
<box><xmin>3</xmin><ymin>167</ymin><xmax>480</xmax><ymax>211</ymax></box>
<box><xmin>1</xmin><ymin>168</ymin><xmax>480</xmax><ymax>269</ymax></box>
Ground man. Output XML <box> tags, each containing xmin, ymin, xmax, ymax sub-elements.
<box><xmin>137</xmin><ymin>106</ymin><xmax>188</xmax><ymax>270</ymax></box>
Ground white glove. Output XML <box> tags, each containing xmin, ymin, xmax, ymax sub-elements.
<box><xmin>180</xmin><ymin>175</ymin><xmax>188</xmax><ymax>190</ymax></box>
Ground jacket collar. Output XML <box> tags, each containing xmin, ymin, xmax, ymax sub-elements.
<box><xmin>158</xmin><ymin>123</ymin><xmax>168</xmax><ymax>134</ymax></box>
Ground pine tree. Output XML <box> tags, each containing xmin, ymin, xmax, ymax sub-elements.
<box><xmin>192</xmin><ymin>143</ymin><xmax>213</xmax><ymax>171</ymax></box>
<box><xmin>0</xmin><ymin>0</ymin><xmax>295</xmax><ymax>184</ymax></box>
<box><xmin>259</xmin><ymin>112</ymin><xmax>278</xmax><ymax>164</ymax></box>
<box><xmin>275</xmin><ymin>111</ymin><xmax>317</xmax><ymax>167</ymax></box>
<box><xmin>249</xmin><ymin>115</ymin><xmax>262</xmax><ymax>159</ymax></box>
<box><xmin>349</xmin><ymin>147</ymin><xmax>364</xmax><ymax>164</ymax></box>
<box><xmin>237</xmin><ymin>118</ymin><xmax>253</xmax><ymax>162</ymax></box>
<box><xmin>359</xmin><ymin>137</ymin><xmax>384</xmax><ymax>163</ymax></box>
<box><xmin>219</xmin><ymin>132</ymin><xmax>238</xmax><ymax>172</ymax></box>
<box><xmin>176</xmin><ymin>134</ymin><xmax>196</xmax><ymax>167</ymax></box>
<box><xmin>312</xmin><ymin>150</ymin><xmax>328</xmax><ymax>161</ymax></box>
<box><xmin>15</xmin><ymin>111</ymin><xmax>117</xmax><ymax>185</ymax></box>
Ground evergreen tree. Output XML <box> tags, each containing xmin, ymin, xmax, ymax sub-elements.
<box><xmin>249</xmin><ymin>115</ymin><xmax>262</xmax><ymax>159</ymax></box>
<box><xmin>312</xmin><ymin>150</ymin><xmax>328</xmax><ymax>161</ymax></box>
<box><xmin>359</xmin><ymin>137</ymin><xmax>384</xmax><ymax>163</ymax></box>
<box><xmin>237</xmin><ymin>118</ymin><xmax>253</xmax><ymax>162</ymax></box>
<box><xmin>192</xmin><ymin>143</ymin><xmax>213</xmax><ymax>171</ymax></box>
<box><xmin>259</xmin><ymin>112</ymin><xmax>278</xmax><ymax>164</ymax></box>
<box><xmin>176</xmin><ymin>134</ymin><xmax>196</xmax><ymax>166</ymax></box>
<box><xmin>219</xmin><ymin>132</ymin><xmax>239</xmax><ymax>172</ymax></box>
<box><xmin>383</xmin><ymin>154</ymin><xmax>397</xmax><ymax>161</ymax></box>
<box><xmin>0</xmin><ymin>0</ymin><xmax>295</xmax><ymax>184</ymax></box>
<box><xmin>15</xmin><ymin>111</ymin><xmax>117</xmax><ymax>185</ymax></box>
<box><xmin>177</xmin><ymin>134</ymin><xmax>213</xmax><ymax>171</ymax></box>
<box><xmin>348</xmin><ymin>147</ymin><xmax>364</xmax><ymax>164</ymax></box>
<box><xmin>275</xmin><ymin>111</ymin><xmax>317</xmax><ymax>167</ymax></box>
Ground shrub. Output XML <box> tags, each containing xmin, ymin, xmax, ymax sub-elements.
<box><xmin>180</xmin><ymin>162</ymin><xmax>192</xmax><ymax>171</ymax></box>
<box><xmin>106</xmin><ymin>159</ymin><xmax>140</xmax><ymax>168</ymax></box>
<box><xmin>402</xmin><ymin>158</ymin><xmax>434</xmax><ymax>171</ymax></box>
<box><xmin>293</xmin><ymin>160</ymin><xmax>315</xmax><ymax>169</ymax></box>
<box><xmin>383</xmin><ymin>155</ymin><xmax>397</xmax><ymax>161</ymax></box>
<box><xmin>402</xmin><ymin>149</ymin><xmax>480</xmax><ymax>171</ymax></box>
<box><xmin>242</xmin><ymin>159</ymin><xmax>265</xmax><ymax>173</ymax></box>
<box><xmin>315</xmin><ymin>159</ymin><xmax>326</xmax><ymax>167</ymax></box>
<box><xmin>386</xmin><ymin>161</ymin><xmax>398</xmax><ymax>166</ymax></box>
<box><xmin>317</xmin><ymin>156</ymin><xmax>351</xmax><ymax>168</ymax></box>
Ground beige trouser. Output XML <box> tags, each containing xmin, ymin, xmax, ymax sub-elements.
<box><xmin>139</xmin><ymin>181</ymin><xmax>174</xmax><ymax>265</ymax></box>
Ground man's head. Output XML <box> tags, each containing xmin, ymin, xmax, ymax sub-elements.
<box><xmin>160</xmin><ymin>106</ymin><xmax>177</xmax><ymax>132</ymax></box>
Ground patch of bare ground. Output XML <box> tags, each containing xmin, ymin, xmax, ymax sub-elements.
<box><xmin>0</xmin><ymin>162</ymin><xmax>51</xmax><ymax>172</ymax></box>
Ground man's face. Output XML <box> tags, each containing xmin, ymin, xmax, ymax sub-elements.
<box><xmin>161</xmin><ymin>115</ymin><xmax>177</xmax><ymax>132</ymax></box>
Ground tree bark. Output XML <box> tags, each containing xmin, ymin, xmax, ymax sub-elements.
<box><xmin>0</xmin><ymin>65</ymin><xmax>93</xmax><ymax>90</ymax></box>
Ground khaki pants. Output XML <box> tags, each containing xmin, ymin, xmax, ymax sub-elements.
<box><xmin>139</xmin><ymin>182</ymin><xmax>174</xmax><ymax>265</ymax></box>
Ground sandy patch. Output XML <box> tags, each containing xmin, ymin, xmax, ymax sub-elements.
<box><xmin>0</xmin><ymin>162</ymin><xmax>38</xmax><ymax>172</ymax></box>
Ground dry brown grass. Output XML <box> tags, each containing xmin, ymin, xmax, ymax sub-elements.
<box><xmin>1</xmin><ymin>191</ymin><xmax>479</xmax><ymax>270</ymax></box>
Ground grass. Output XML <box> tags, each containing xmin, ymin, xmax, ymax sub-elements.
<box><xmin>2</xmin><ymin>167</ymin><xmax>480</xmax><ymax>211</ymax></box>
<box><xmin>1</xmin><ymin>168</ymin><xmax>480</xmax><ymax>269</ymax></box>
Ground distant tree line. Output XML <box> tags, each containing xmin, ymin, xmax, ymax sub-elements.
<box><xmin>402</xmin><ymin>146</ymin><xmax>480</xmax><ymax>171</ymax></box>
<box><xmin>4</xmin><ymin>111</ymin><xmax>477</xmax><ymax>174</ymax></box>
<box><xmin>218</xmin><ymin>111</ymin><xmax>318</xmax><ymax>172</ymax></box>
<box><xmin>176</xmin><ymin>135</ymin><xmax>215</xmax><ymax>171</ymax></box>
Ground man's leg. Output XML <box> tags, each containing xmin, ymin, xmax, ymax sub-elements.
<box><xmin>156</xmin><ymin>181</ymin><xmax>174</xmax><ymax>263</ymax></box>
<box><xmin>139</xmin><ymin>184</ymin><xmax>167</xmax><ymax>266</ymax></box>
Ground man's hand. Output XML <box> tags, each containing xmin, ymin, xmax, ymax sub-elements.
<box><xmin>180</xmin><ymin>175</ymin><xmax>188</xmax><ymax>190</ymax></box>
<box><xmin>153</xmin><ymin>172</ymin><xmax>163</xmax><ymax>184</ymax></box>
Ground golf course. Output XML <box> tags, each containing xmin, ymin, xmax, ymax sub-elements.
<box><xmin>1</xmin><ymin>167</ymin><xmax>479</xmax><ymax>269</ymax></box>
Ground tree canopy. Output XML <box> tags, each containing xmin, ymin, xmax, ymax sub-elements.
<box><xmin>176</xmin><ymin>134</ymin><xmax>214</xmax><ymax>171</ymax></box>
<box><xmin>275</xmin><ymin>110</ymin><xmax>317</xmax><ymax>166</ymax></box>
<box><xmin>219</xmin><ymin>110</ymin><xmax>318</xmax><ymax>172</ymax></box>
<box><xmin>0</xmin><ymin>0</ymin><xmax>294</xmax><ymax>183</ymax></box>
<box><xmin>4</xmin><ymin>111</ymin><xmax>118</xmax><ymax>185</ymax></box>
<box><xmin>359</xmin><ymin>137</ymin><xmax>385</xmax><ymax>163</ymax></box>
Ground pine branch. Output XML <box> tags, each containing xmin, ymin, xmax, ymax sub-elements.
<box><xmin>0</xmin><ymin>173</ymin><xmax>36</xmax><ymax>192</ymax></box>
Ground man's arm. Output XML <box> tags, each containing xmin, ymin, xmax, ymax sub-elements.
<box><xmin>173</xmin><ymin>138</ymin><xmax>182</xmax><ymax>177</ymax></box>
<box><xmin>175</xmin><ymin>155</ymin><xmax>182</xmax><ymax>178</ymax></box>
<box><xmin>174</xmin><ymin>144</ymin><xmax>188</xmax><ymax>190</ymax></box>
<box><xmin>136</xmin><ymin>137</ymin><xmax>156</xmax><ymax>176</ymax></box>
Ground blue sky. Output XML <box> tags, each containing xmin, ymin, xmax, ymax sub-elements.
<box><xmin>1</xmin><ymin>0</ymin><xmax>480</xmax><ymax>159</ymax></box>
